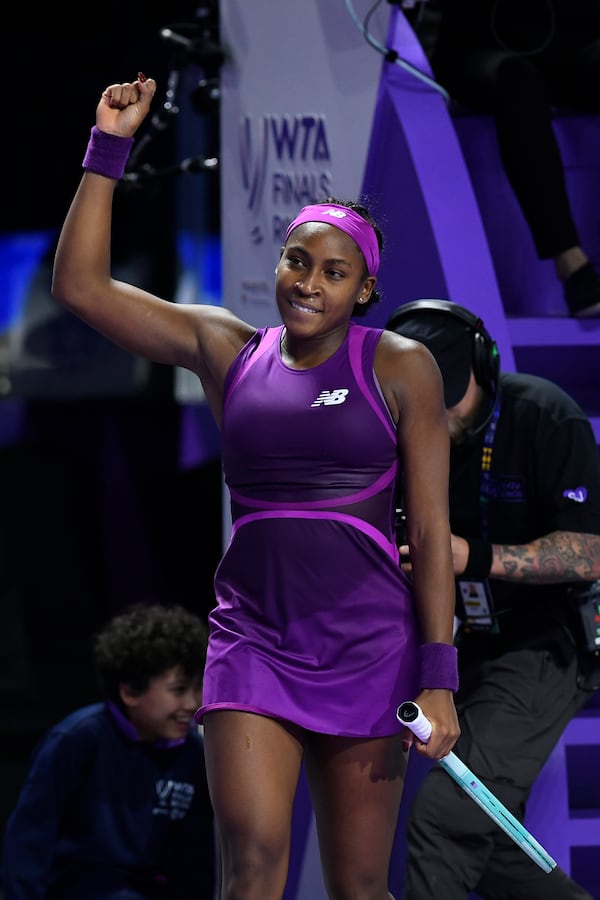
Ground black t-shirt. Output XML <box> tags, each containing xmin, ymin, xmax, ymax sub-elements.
<box><xmin>450</xmin><ymin>372</ymin><xmax>600</xmax><ymax>656</ymax></box>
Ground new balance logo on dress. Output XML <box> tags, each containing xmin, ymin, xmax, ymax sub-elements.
<box><xmin>311</xmin><ymin>389</ymin><xmax>349</xmax><ymax>407</ymax></box>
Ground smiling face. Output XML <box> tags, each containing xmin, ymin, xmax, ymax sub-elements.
<box><xmin>276</xmin><ymin>222</ymin><xmax>376</xmax><ymax>344</ymax></box>
<box><xmin>120</xmin><ymin>665</ymin><xmax>203</xmax><ymax>742</ymax></box>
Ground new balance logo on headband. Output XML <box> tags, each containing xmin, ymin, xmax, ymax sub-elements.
<box><xmin>320</xmin><ymin>208</ymin><xmax>347</xmax><ymax>220</ymax></box>
<box><xmin>311</xmin><ymin>389</ymin><xmax>349</xmax><ymax>407</ymax></box>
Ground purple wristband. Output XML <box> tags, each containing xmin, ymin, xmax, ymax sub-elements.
<box><xmin>418</xmin><ymin>642</ymin><xmax>459</xmax><ymax>692</ymax></box>
<box><xmin>82</xmin><ymin>125</ymin><xmax>134</xmax><ymax>180</ymax></box>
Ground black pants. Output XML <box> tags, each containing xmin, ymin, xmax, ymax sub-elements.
<box><xmin>431</xmin><ymin>36</ymin><xmax>600</xmax><ymax>258</ymax></box>
<box><xmin>402</xmin><ymin>642</ymin><xmax>594</xmax><ymax>899</ymax></box>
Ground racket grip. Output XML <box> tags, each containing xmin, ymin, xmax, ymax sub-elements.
<box><xmin>397</xmin><ymin>700</ymin><xmax>433</xmax><ymax>742</ymax></box>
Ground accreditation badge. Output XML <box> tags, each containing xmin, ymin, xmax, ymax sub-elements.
<box><xmin>457</xmin><ymin>579</ymin><xmax>499</xmax><ymax>634</ymax></box>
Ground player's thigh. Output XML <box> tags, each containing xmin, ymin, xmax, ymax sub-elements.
<box><xmin>305</xmin><ymin>732</ymin><xmax>407</xmax><ymax>893</ymax></box>
<box><xmin>203</xmin><ymin>710</ymin><xmax>304</xmax><ymax>852</ymax></box>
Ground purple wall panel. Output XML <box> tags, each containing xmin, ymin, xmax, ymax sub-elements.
<box><xmin>361</xmin><ymin>10</ymin><xmax>516</xmax><ymax>372</ymax></box>
<box><xmin>454</xmin><ymin>113</ymin><xmax>600</xmax><ymax>318</ymax></box>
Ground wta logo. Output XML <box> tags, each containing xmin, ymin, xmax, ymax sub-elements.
<box><xmin>239</xmin><ymin>114</ymin><xmax>332</xmax><ymax>243</ymax></box>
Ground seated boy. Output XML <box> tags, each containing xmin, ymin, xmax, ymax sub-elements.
<box><xmin>1</xmin><ymin>603</ymin><xmax>215</xmax><ymax>899</ymax></box>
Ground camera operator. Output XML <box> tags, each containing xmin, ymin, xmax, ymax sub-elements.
<box><xmin>388</xmin><ymin>299</ymin><xmax>600</xmax><ymax>900</ymax></box>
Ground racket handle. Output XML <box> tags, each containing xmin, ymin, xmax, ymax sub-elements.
<box><xmin>397</xmin><ymin>700</ymin><xmax>433</xmax><ymax>742</ymax></box>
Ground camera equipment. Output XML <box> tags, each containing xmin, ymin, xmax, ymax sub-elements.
<box><xmin>570</xmin><ymin>580</ymin><xmax>600</xmax><ymax>655</ymax></box>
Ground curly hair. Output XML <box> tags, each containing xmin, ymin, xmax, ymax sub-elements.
<box><xmin>318</xmin><ymin>196</ymin><xmax>384</xmax><ymax>317</ymax></box>
<box><xmin>93</xmin><ymin>603</ymin><xmax>208</xmax><ymax>701</ymax></box>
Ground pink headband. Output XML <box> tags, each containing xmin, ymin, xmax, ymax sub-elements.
<box><xmin>284</xmin><ymin>203</ymin><xmax>380</xmax><ymax>276</ymax></box>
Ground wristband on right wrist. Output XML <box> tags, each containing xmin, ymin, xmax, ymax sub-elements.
<box><xmin>82</xmin><ymin>125</ymin><xmax>134</xmax><ymax>180</ymax></box>
<box><xmin>462</xmin><ymin>538</ymin><xmax>493</xmax><ymax>580</ymax></box>
<box><xmin>418</xmin><ymin>642</ymin><xmax>459</xmax><ymax>692</ymax></box>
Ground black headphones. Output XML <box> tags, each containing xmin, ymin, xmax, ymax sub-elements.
<box><xmin>386</xmin><ymin>298</ymin><xmax>501</xmax><ymax>404</ymax></box>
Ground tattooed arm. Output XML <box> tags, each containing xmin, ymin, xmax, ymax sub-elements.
<box><xmin>449</xmin><ymin>531</ymin><xmax>600</xmax><ymax>584</ymax></box>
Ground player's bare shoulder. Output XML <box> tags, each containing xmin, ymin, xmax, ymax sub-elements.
<box><xmin>188</xmin><ymin>305</ymin><xmax>256</xmax><ymax>362</ymax></box>
<box><xmin>376</xmin><ymin>328</ymin><xmax>438</xmax><ymax>382</ymax></box>
<box><xmin>185</xmin><ymin>305</ymin><xmax>257</xmax><ymax>384</ymax></box>
<box><xmin>375</xmin><ymin>328</ymin><xmax>443</xmax><ymax>421</ymax></box>
<box><xmin>191</xmin><ymin>304</ymin><xmax>256</xmax><ymax>341</ymax></box>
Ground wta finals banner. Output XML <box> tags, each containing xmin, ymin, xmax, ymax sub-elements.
<box><xmin>219</xmin><ymin>0</ymin><xmax>388</xmax><ymax>324</ymax></box>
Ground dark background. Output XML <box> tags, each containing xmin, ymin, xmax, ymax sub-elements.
<box><xmin>0</xmin><ymin>3</ymin><xmax>225</xmax><ymax>854</ymax></box>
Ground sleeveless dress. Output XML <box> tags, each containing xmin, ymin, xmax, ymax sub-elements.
<box><xmin>195</xmin><ymin>322</ymin><xmax>419</xmax><ymax>737</ymax></box>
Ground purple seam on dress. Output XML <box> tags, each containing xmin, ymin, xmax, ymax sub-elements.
<box><xmin>195</xmin><ymin>701</ymin><xmax>288</xmax><ymax>723</ymax></box>
<box><xmin>228</xmin><ymin>464</ymin><xmax>396</xmax><ymax>509</ymax></box>
<box><xmin>225</xmin><ymin>326</ymin><xmax>279</xmax><ymax>400</ymax></box>
<box><xmin>348</xmin><ymin>326</ymin><xmax>397</xmax><ymax>442</ymax></box>
<box><xmin>195</xmin><ymin>702</ymin><xmax>399</xmax><ymax>737</ymax></box>
<box><xmin>230</xmin><ymin>508</ymin><xmax>399</xmax><ymax>561</ymax></box>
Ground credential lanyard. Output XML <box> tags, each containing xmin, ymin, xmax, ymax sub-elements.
<box><xmin>480</xmin><ymin>389</ymin><xmax>501</xmax><ymax>539</ymax></box>
<box><xmin>457</xmin><ymin>390</ymin><xmax>501</xmax><ymax>634</ymax></box>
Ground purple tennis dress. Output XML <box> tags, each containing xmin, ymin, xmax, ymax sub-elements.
<box><xmin>195</xmin><ymin>323</ymin><xmax>420</xmax><ymax>736</ymax></box>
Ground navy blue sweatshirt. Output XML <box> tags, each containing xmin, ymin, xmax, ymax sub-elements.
<box><xmin>1</xmin><ymin>703</ymin><xmax>215</xmax><ymax>899</ymax></box>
